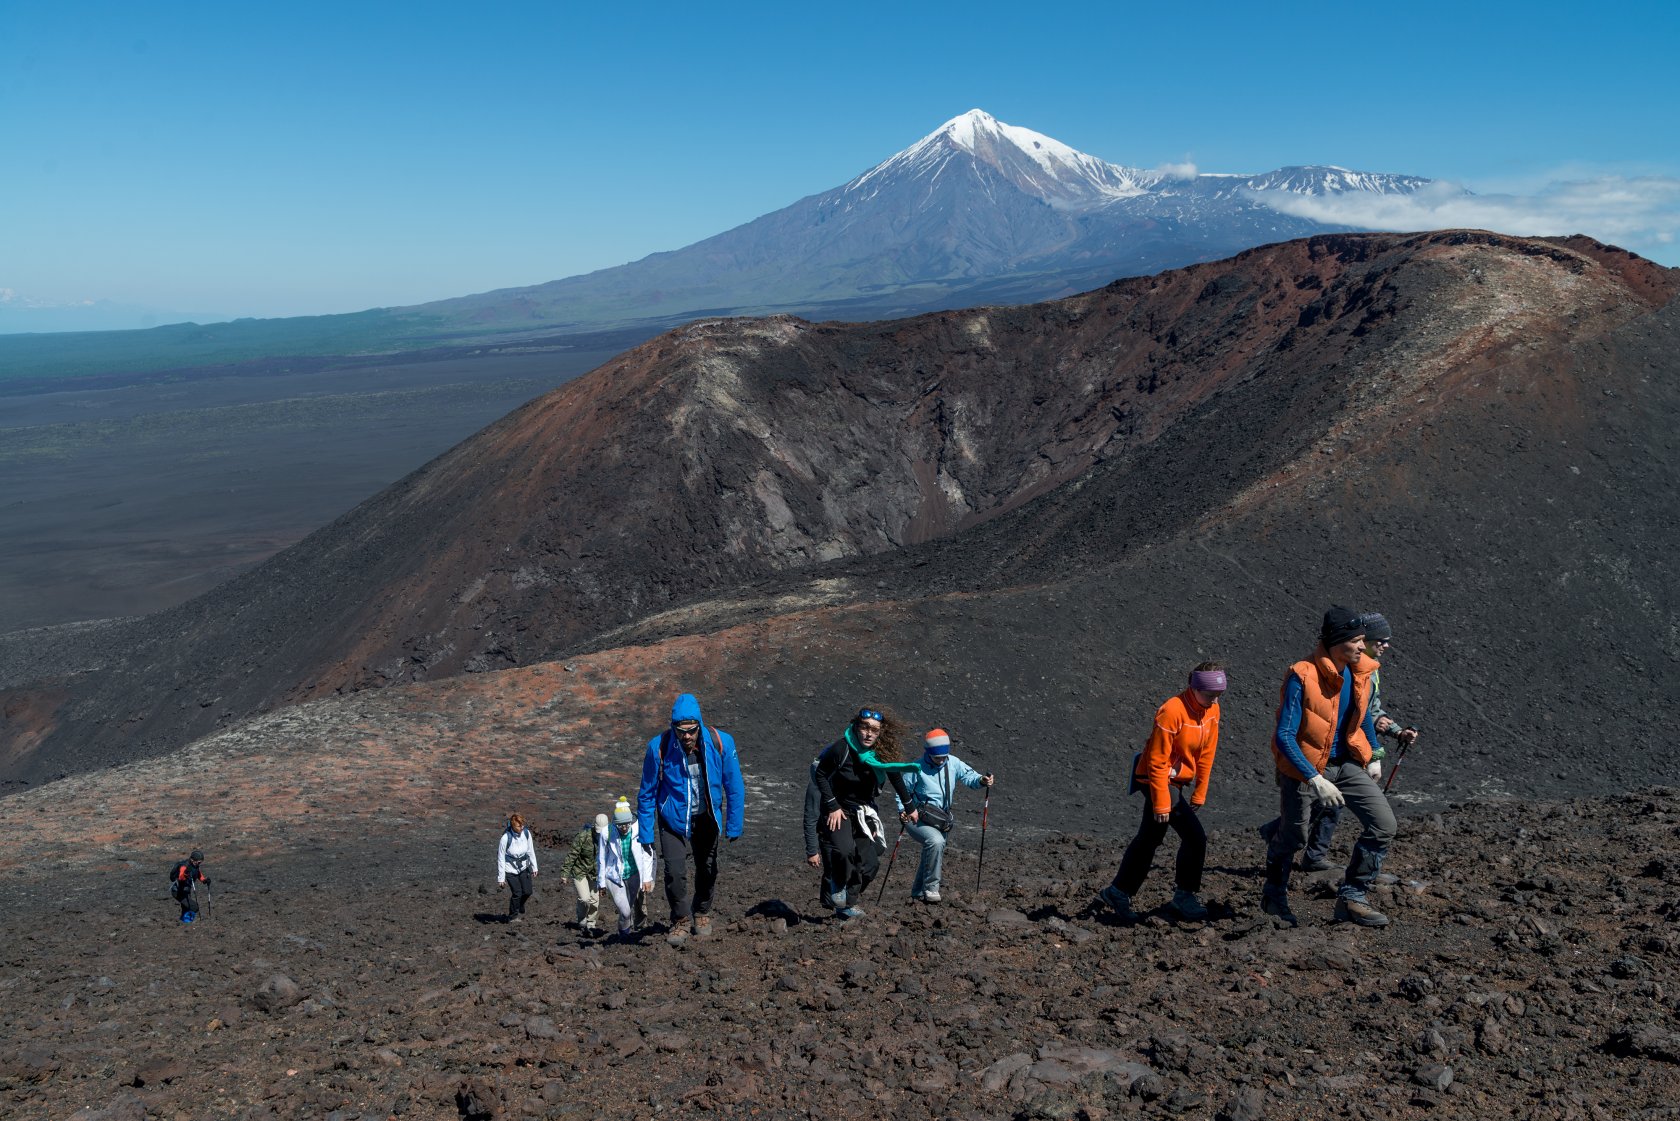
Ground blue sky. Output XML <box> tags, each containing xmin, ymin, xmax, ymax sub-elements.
<box><xmin>2</xmin><ymin>0</ymin><xmax>1676</xmax><ymax>324</ymax></box>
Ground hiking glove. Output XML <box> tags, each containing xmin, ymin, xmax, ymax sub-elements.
<box><xmin>1365</xmin><ymin>761</ymin><xmax>1382</xmax><ymax>781</ymax></box>
<box><xmin>1304</xmin><ymin>775</ymin><xmax>1345</xmax><ymax>807</ymax></box>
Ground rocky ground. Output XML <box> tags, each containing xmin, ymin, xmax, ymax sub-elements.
<box><xmin>3</xmin><ymin>774</ymin><xmax>1677</xmax><ymax>1121</ymax></box>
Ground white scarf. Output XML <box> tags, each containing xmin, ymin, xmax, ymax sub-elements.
<box><xmin>855</xmin><ymin>805</ymin><xmax>885</xmax><ymax>846</ymax></box>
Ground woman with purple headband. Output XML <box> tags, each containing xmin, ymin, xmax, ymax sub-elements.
<box><xmin>1098</xmin><ymin>662</ymin><xmax>1226</xmax><ymax>922</ymax></box>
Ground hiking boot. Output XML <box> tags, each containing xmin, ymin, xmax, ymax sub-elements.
<box><xmin>1334</xmin><ymin>897</ymin><xmax>1391</xmax><ymax>928</ymax></box>
<box><xmin>507</xmin><ymin>914</ymin><xmax>523</xmax><ymax>925</ymax></box>
<box><xmin>920</xmin><ymin>890</ymin><xmax>942</xmax><ymax>904</ymax></box>
<box><xmin>693</xmin><ymin>914</ymin><xmax>714</xmax><ymax>939</ymax></box>
<box><xmin>1098</xmin><ymin>885</ymin><xmax>1137</xmax><ymax>921</ymax></box>
<box><xmin>1171</xmin><ymin>889</ymin><xmax>1209</xmax><ymax>921</ymax></box>
<box><xmin>666</xmin><ymin>926</ymin><xmax>690</xmax><ymax>946</ymax></box>
<box><xmin>835</xmin><ymin>905</ymin><xmax>865</xmax><ymax>921</ymax></box>
<box><xmin>1260</xmin><ymin>892</ymin><xmax>1298</xmax><ymax>927</ymax></box>
<box><xmin>181</xmin><ymin>912</ymin><xmax>195</xmax><ymax>924</ymax></box>
<box><xmin>1299</xmin><ymin>855</ymin><xmax>1335</xmax><ymax>873</ymax></box>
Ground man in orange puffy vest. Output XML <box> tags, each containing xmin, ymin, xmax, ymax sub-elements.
<box><xmin>1260</xmin><ymin>606</ymin><xmax>1395</xmax><ymax>928</ymax></box>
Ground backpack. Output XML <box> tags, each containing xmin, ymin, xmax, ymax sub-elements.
<box><xmin>504</xmin><ymin>828</ymin><xmax>533</xmax><ymax>873</ymax></box>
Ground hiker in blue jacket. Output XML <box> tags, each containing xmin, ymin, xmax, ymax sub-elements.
<box><xmin>892</xmin><ymin>728</ymin><xmax>992</xmax><ymax>903</ymax></box>
<box><xmin>636</xmin><ymin>693</ymin><xmax>744</xmax><ymax>945</ymax></box>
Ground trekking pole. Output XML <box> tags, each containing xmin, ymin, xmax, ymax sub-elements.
<box><xmin>974</xmin><ymin>780</ymin><xmax>992</xmax><ymax>895</ymax></box>
<box><xmin>202</xmin><ymin>882</ymin><xmax>211</xmax><ymax>922</ymax></box>
<box><xmin>1382</xmin><ymin>731</ymin><xmax>1418</xmax><ymax>793</ymax></box>
<box><xmin>876</xmin><ymin>822</ymin><xmax>908</xmax><ymax>904</ymax></box>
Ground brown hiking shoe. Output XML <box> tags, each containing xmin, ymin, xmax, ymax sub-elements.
<box><xmin>665</xmin><ymin>926</ymin><xmax>689</xmax><ymax>947</ymax></box>
<box><xmin>693</xmin><ymin>914</ymin><xmax>713</xmax><ymax>939</ymax></box>
<box><xmin>1334</xmin><ymin>897</ymin><xmax>1391</xmax><ymax>928</ymax></box>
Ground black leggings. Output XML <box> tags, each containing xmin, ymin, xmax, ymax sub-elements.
<box><xmin>822</xmin><ymin>808</ymin><xmax>886</xmax><ymax>902</ymax></box>
<box><xmin>1111</xmin><ymin>799</ymin><xmax>1206</xmax><ymax>895</ymax></box>
<box><xmin>506</xmin><ymin>870</ymin><xmax>533</xmax><ymax>916</ymax></box>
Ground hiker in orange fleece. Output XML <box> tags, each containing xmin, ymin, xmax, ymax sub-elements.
<box><xmin>1098</xmin><ymin>663</ymin><xmax>1225</xmax><ymax>922</ymax></box>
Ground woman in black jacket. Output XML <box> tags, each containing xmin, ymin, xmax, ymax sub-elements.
<box><xmin>812</xmin><ymin>707</ymin><xmax>916</xmax><ymax>919</ymax></box>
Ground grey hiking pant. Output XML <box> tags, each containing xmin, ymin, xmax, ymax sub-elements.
<box><xmin>905</xmin><ymin>821</ymin><xmax>947</xmax><ymax>897</ymax></box>
<box><xmin>1267</xmin><ymin>762</ymin><xmax>1395</xmax><ymax>901</ymax></box>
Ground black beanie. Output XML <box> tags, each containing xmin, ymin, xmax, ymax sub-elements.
<box><xmin>1321</xmin><ymin>605</ymin><xmax>1364</xmax><ymax>647</ymax></box>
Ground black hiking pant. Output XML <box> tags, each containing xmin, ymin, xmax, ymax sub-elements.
<box><xmin>173</xmin><ymin>884</ymin><xmax>197</xmax><ymax>916</ymax></box>
<box><xmin>1112</xmin><ymin>799</ymin><xmax>1205</xmax><ymax>895</ymax></box>
<box><xmin>506</xmin><ymin>870</ymin><xmax>533</xmax><ymax>918</ymax></box>
<box><xmin>658</xmin><ymin>813</ymin><xmax>721</xmax><ymax>922</ymax></box>
<box><xmin>822</xmin><ymin>807</ymin><xmax>886</xmax><ymax>905</ymax></box>
<box><xmin>814</xmin><ymin>830</ymin><xmax>840</xmax><ymax>908</ymax></box>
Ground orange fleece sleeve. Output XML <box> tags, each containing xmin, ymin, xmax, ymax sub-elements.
<box><xmin>1142</xmin><ymin>703</ymin><xmax>1179</xmax><ymax>816</ymax></box>
<box><xmin>1192</xmin><ymin>708</ymin><xmax>1219</xmax><ymax>807</ymax></box>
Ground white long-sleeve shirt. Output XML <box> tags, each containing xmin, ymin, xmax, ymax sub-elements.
<box><xmin>497</xmin><ymin>828</ymin><xmax>539</xmax><ymax>882</ymax></box>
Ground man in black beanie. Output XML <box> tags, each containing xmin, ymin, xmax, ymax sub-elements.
<box><xmin>1260</xmin><ymin>606</ymin><xmax>1396</xmax><ymax>927</ymax></box>
<box><xmin>1260</xmin><ymin>610</ymin><xmax>1421</xmax><ymax>871</ymax></box>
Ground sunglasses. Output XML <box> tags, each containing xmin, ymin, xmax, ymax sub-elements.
<box><xmin>857</xmin><ymin>709</ymin><xmax>883</xmax><ymax>723</ymax></box>
<box><xmin>672</xmin><ymin>723</ymin><xmax>700</xmax><ymax>735</ymax></box>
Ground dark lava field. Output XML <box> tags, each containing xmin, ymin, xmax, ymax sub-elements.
<box><xmin>2</xmin><ymin>787</ymin><xmax>1677</xmax><ymax>1121</ymax></box>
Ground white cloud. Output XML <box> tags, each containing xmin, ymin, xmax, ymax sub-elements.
<box><xmin>1154</xmin><ymin>160</ymin><xmax>1198</xmax><ymax>180</ymax></box>
<box><xmin>1248</xmin><ymin>175</ymin><xmax>1680</xmax><ymax>263</ymax></box>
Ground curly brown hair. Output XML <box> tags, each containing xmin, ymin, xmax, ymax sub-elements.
<box><xmin>1192</xmin><ymin>661</ymin><xmax>1225</xmax><ymax>673</ymax></box>
<box><xmin>851</xmin><ymin>706</ymin><xmax>905</xmax><ymax>762</ymax></box>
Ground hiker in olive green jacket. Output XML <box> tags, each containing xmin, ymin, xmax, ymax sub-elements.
<box><xmin>561</xmin><ymin>818</ymin><xmax>603</xmax><ymax>935</ymax></box>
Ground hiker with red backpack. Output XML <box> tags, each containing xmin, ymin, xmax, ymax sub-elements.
<box><xmin>636</xmin><ymin>693</ymin><xmax>745</xmax><ymax>946</ymax></box>
<box><xmin>169</xmin><ymin>850</ymin><xmax>209</xmax><ymax>923</ymax></box>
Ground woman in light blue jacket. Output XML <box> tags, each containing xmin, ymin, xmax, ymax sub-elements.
<box><xmin>894</xmin><ymin>729</ymin><xmax>993</xmax><ymax>903</ymax></box>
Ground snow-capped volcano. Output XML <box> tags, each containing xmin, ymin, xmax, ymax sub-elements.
<box><xmin>423</xmin><ymin>109</ymin><xmax>1451</xmax><ymax>329</ymax></box>
<box><xmin>848</xmin><ymin>108</ymin><xmax>1160</xmax><ymax>206</ymax></box>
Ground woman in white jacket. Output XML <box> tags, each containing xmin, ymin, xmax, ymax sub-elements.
<box><xmin>497</xmin><ymin>812</ymin><xmax>539</xmax><ymax>924</ymax></box>
<box><xmin>597</xmin><ymin>798</ymin><xmax>655</xmax><ymax>937</ymax></box>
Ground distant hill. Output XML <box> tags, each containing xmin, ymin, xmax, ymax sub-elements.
<box><xmin>2</xmin><ymin>110</ymin><xmax>1444</xmax><ymax>386</ymax></box>
<box><xmin>3</xmin><ymin>230</ymin><xmax>1674</xmax><ymax>800</ymax></box>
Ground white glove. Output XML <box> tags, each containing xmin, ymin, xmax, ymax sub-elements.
<box><xmin>1365</xmin><ymin>761</ymin><xmax>1382</xmax><ymax>781</ymax></box>
<box><xmin>1304</xmin><ymin>774</ymin><xmax>1345</xmax><ymax>807</ymax></box>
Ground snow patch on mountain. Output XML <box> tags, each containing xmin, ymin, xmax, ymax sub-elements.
<box><xmin>846</xmin><ymin>110</ymin><xmax>1440</xmax><ymax>216</ymax></box>
<box><xmin>847</xmin><ymin>109</ymin><xmax>1160</xmax><ymax>207</ymax></box>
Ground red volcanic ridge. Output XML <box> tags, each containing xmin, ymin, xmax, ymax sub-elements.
<box><xmin>1</xmin><ymin>229</ymin><xmax>1677</xmax><ymax>800</ymax></box>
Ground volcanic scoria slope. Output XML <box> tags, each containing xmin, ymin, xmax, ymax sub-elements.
<box><xmin>1</xmin><ymin>682</ymin><xmax>1679</xmax><ymax>1120</ymax></box>
<box><xmin>3</xmin><ymin>229</ymin><xmax>1676</xmax><ymax>802</ymax></box>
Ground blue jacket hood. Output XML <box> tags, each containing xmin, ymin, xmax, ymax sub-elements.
<box><xmin>670</xmin><ymin>693</ymin><xmax>702</xmax><ymax>724</ymax></box>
